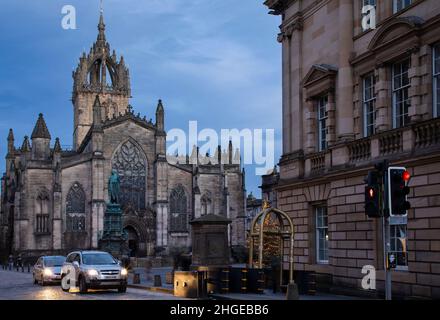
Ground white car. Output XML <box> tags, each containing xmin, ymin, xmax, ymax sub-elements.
<box><xmin>61</xmin><ymin>251</ymin><xmax>128</xmax><ymax>294</ymax></box>
<box><xmin>33</xmin><ymin>256</ymin><xmax>66</xmax><ymax>286</ymax></box>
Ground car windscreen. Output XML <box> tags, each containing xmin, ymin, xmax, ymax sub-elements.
<box><xmin>44</xmin><ymin>257</ymin><xmax>65</xmax><ymax>267</ymax></box>
<box><xmin>82</xmin><ymin>253</ymin><xmax>117</xmax><ymax>265</ymax></box>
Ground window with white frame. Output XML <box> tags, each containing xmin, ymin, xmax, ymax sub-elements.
<box><xmin>317</xmin><ymin>96</ymin><xmax>328</xmax><ymax>152</ymax></box>
<box><xmin>390</xmin><ymin>216</ymin><xmax>408</xmax><ymax>268</ymax></box>
<box><xmin>434</xmin><ymin>44</ymin><xmax>440</xmax><ymax>118</ymax></box>
<box><xmin>393</xmin><ymin>0</ymin><xmax>412</xmax><ymax>13</ymax></box>
<box><xmin>392</xmin><ymin>59</ymin><xmax>411</xmax><ymax>128</ymax></box>
<box><xmin>316</xmin><ymin>206</ymin><xmax>329</xmax><ymax>264</ymax></box>
<box><xmin>363</xmin><ymin>73</ymin><xmax>377</xmax><ymax>137</ymax></box>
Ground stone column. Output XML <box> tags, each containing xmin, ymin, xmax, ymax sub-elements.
<box><xmin>409</xmin><ymin>48</ymin><xmax>422</xmax><ymax>122</ymax></box>
<box><xmin>337</xmin><ymin>0</ymin><xmax>354</xmax><ymax>142</ymax></box>
<box><xmin>327</xmin><ymin>90</ymin><xmax>336</xmax><ymax>147</ymax></box>
<box><xmin>375</xmin><ymin>66</ymin><xmax>390</xmax><ymax>132</ymax></box>
<box><xmin>352</xmin><ymin>75</ymin><xmax>363</xmax><ymax>139</ymax></box>
<box><xmin>289</xmin><ymin>20</ymin><xmax>304</xmax><ymax>153</ymax></box>
<box><xmin>52</xmin><ymin>190</ymin><xmax>62</xmax><ymax>250</ymax></box>
<box><xmin>91</xmin><ymin>154</ymin><xmax>105</xmax><ymax>249</ymax></box>
<box><xmin>155</xmin><ymin>203</ymin><xmax>168</xmax><ymax>248</ymax></box>
<box><xmin>279</xmin><ymin>29</ymin><xmax>292</xmax><ymax>154</ymax></box>
<box><xmin>305</xmin><ymin>99</ymin><xmax>316</xmax><ymax>154</ymax></box>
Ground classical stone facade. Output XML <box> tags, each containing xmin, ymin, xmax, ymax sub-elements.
<box><xmin>265</xmin><ymin>0</ymin><xmax>440</xmax><ymax>298</ymax></box>
<box><xmin>0</xmin><ymin>13</ymin><xmax>246</xmax><ymax>261</ymax></box>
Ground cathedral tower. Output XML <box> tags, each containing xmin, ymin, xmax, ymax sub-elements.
<box><xmin>72</xmin><ymin>13</ymin><xmax>131</xmax><ymax>150</ymax></box>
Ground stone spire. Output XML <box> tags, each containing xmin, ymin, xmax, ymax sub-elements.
<box><xmin>93</xmin><ymin>95</ymin><xmax>103</xmax><ymax>128</ymax></box>
<box><xmin>21</xmin><ymin>136</ymin><xmax>31</xmax><ymax>153</ymax></box>
<box><xmin>54</xmin><ymin>138</ymin><xmax>62</xmax><ymax>153</ymax></box>
<box><xmin>156</xmin><ymin>99</ymin><xmax>165</xmax><ymax>131</ymax></box>
<box><xmin>7</xmin><ymin>129</ymin><xmax>14</xmax><ymax>154</ymax></box>
<box><xmin>31</xmin><ymin>113</ymin><xmax>51</xmax><ymax>140</ymax></box>
<box><xmin>96</xmin><ymin>8</ymin><xmax>106</xmax><ymax>47</ymax></box>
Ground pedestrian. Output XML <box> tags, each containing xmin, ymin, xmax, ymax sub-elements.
<box><xmin>17</xmin><ymin>253</ymin><xmax>22</xmax><ymax>269</ymax></box>
<box><xmin>8</xmin><ymin>254</ymin><xmax>13</xmax><ymax>270</ymax></box>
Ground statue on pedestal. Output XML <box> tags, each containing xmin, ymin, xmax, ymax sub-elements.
<box><xmin>108</xmin><ymin>169</ymin><xmax>120</xmax><ymax>204</ymax></box>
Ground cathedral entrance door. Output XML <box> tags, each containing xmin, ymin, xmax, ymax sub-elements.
<box><xmin>123</xmin><ymin>226</ymin><xmax>139</xmax><ymax>257</ymax></box>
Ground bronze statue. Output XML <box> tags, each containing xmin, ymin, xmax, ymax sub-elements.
<box><xmin>108</xmin><ymin>170</ymin><xmax>120</xmax><ymax>204</ymax></box>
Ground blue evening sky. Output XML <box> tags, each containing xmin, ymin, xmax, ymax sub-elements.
<box><xmin>0</xmin><ymin>0</ymin><xmax>282</xmax><ymax>197</ymax></box>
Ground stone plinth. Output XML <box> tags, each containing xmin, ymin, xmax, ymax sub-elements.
<box><xmin>99</xmin><ymin>203</ymin><xmax>128</xmax><ymax>258</ymax></box>
<box><xmin>190</xmin><ymin>214</ymin><xmax>231</xmax><ymax>267</ymax></box>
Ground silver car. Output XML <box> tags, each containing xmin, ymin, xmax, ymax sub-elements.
<box><xmin>33</xmin><ymin>256</ymin><xmax>66</xmax><ymax>286</ymax></box>
<box><xmin>61</xmin><ymin>251</ymin><xmax>128</xmax><ymax>294</ymax></box>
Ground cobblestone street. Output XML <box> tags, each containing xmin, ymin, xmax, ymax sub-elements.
<box><xmin>0</xmin><ymin>270</ymin><xmax>182</xmax><ymax>300</ymax></box>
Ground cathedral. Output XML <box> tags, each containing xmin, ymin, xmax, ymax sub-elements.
<box><xmin>0</xmin><ymin>13</ymin><xmax>246</xmax><ymax>261</ymax></box>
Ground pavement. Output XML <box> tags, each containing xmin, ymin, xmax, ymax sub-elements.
<box><xmin>0</xmin><ymin>268</ymin><xmax>364</xmax><ymax>300</ymax></box>
<box><xmin>0</xmin><ymin>269</ymin><xmax>183</xmax><ymax>300</ymax></box>
<box><xmin>126</xmin><ymin>267</ymin><xmax>363</xmax><ymax>300</ymax></box>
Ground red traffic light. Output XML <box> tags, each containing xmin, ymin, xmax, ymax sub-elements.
<box><xmin>402</xmin><ymin>170</ymin><xmax>411</xmax><ymax>182</ymax></box>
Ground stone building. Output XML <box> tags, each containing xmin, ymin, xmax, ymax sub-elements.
<box><xmin>0</xmin><ymin>13</ymin><xmax>246</xmax><ymax>261</ymax></box>
<box><xmin>264</xmin><ymin>0</ymin><xmax>440</xmax><ymax>298</ymax></box>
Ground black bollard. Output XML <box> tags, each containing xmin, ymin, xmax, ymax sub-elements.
<box><xmin>22</xmin><ymin>265</ymin><xmax>25</xmax><ymax>273</ymax></box>
<box><xmin>153</xmin><ymin>275</ymin><xmax>162</xmax><ymax>287</ymax></box>
<box><xmin>9</xmin><ymin>264</ymin><xmax>12</xmax><ymax>271</ymax></box>
<box><xmin>28</xmin><ymin>264</ymin><xmax>31</xmax><ymax>273</ymax></box>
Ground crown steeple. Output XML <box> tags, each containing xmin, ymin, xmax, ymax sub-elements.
<box><xmin>71</xmin><ymin>4</ymin><xmax>131</xmax><ymax>150</ymax></box>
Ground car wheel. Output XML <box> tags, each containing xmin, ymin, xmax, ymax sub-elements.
<box><xmin>79</xmin><ymin>276</ymin><xmax>88</xmax><ymax>294</ymax></box>
<box><xmin>61</xmin><ymin>274</ymin><xmax>69</xmax><ymax>292</ymax></box>
<box><xmin>33</xmin><ymin>275</ymin><xmax>38</xmax><ymax>285</ymax></box>
<box><xmin>118</xmin><ymin>285</ymin><xmax>127</xmax><ymax>293</ymax></box>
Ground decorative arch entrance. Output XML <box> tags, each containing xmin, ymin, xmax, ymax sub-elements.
<box><xmin>248</xmin><ymin>205</ymin><xmax>294</xmax><ymax>286</ymax></box>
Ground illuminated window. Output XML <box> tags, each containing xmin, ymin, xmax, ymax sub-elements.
<box><xmin>390</xmin><ymin>217</ymin><xmax>408</xmax><ymax>268</ymax></box>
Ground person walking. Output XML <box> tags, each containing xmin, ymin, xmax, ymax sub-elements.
<box><xmin>8</xmin><ymin>254</ymin><xmax>13</xmax><ymax>270</ymax></box>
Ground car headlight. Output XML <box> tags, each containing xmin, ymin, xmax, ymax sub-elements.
<box><xmin>88</xmin><ymin>269</ymin><xmax>99</xmax><ymax>277</ymax></box>
<box><xmin>121</xmin><ymin>268</ymin><xmax>128</xmax><ymax>276</ymax></box>
<box><xmin>43</xmin><ymin>268</ymin><xmax>53</xmax><ymax>277</ymax></box>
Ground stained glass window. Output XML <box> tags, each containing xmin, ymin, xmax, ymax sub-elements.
<box><xmin>112</xmin><ymin>140</ymin><xmax>147</xmax><ymax>213</ymax></box>
<box><xmin>170</xmin><ymin>185</ymin><xmax>188</xmax><ymax>232</ymax></box>
<box><xmin>66</xmin><ymin>183</ymin><xmax>86</xmax><ymax>232</ymax></box>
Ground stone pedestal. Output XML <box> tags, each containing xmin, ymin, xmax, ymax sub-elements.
<box><xmin>190</xmin><ymin>214</ymin><xmax>231</xmax><ymax>267</ymax></box>
<box><xmin>99</xmin><ymin>203</ymin><xmax>128</xmax><ymax>258</ymax></box>
<box><xmin>190</xmin><ymin>214</ymin><xmax>232</xmax><ymax>294</ymax></box>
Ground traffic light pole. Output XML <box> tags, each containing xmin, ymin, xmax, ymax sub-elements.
<box><xmin>382</xmin><ymin>160</ymin><xmax>392</xmax><ymax>300</ymax></box>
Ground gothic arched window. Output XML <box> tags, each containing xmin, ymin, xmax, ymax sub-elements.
<box><xmin>112</xmin><ymin>140</ymin><xmax>147</xmax><ymax>213</ymax></box>
<box><xmin>66</xmin><ymin>183</ymin><xmax>86</xmax><ymax>232</ymax></box>
<box><xmin>170</xmin><ymin>185</ymin><xmax>188</xmax><ymax>232</ymax></box>
<box><xmin>201</xmin><ymin>192</ymin><xmax>213</xmax><ymax>216</ymax></box>
<box><xmin>35</xmin><ymin>190</ymin><xmax>50</xmax><ymax>234</ymax></box>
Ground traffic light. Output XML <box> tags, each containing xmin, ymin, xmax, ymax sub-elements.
<box><xmin>388</xmin><ymin>167</ymin><xmax>411</xmax><ymax>217</ymax></box>
<box><xmin>365</xmin><ymin>170</ymin><xmax>382</xmax><ymax>218</ymax></box>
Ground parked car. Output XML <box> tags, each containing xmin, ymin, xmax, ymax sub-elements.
<box><xmin>61</xmin><ymin>251</ymin><xmax>128</xmax><ymax>294</ymax></box>
<box><xmin>33</xmin><ymin>256</ymin><xmax>66</xmax><ymax>286</ymax></box>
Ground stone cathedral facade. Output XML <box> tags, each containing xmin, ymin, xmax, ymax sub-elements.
<box><xmin>0</xmin><ymin>14</ymin><xmax>246</xmax><ymax>260</ymax></box>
